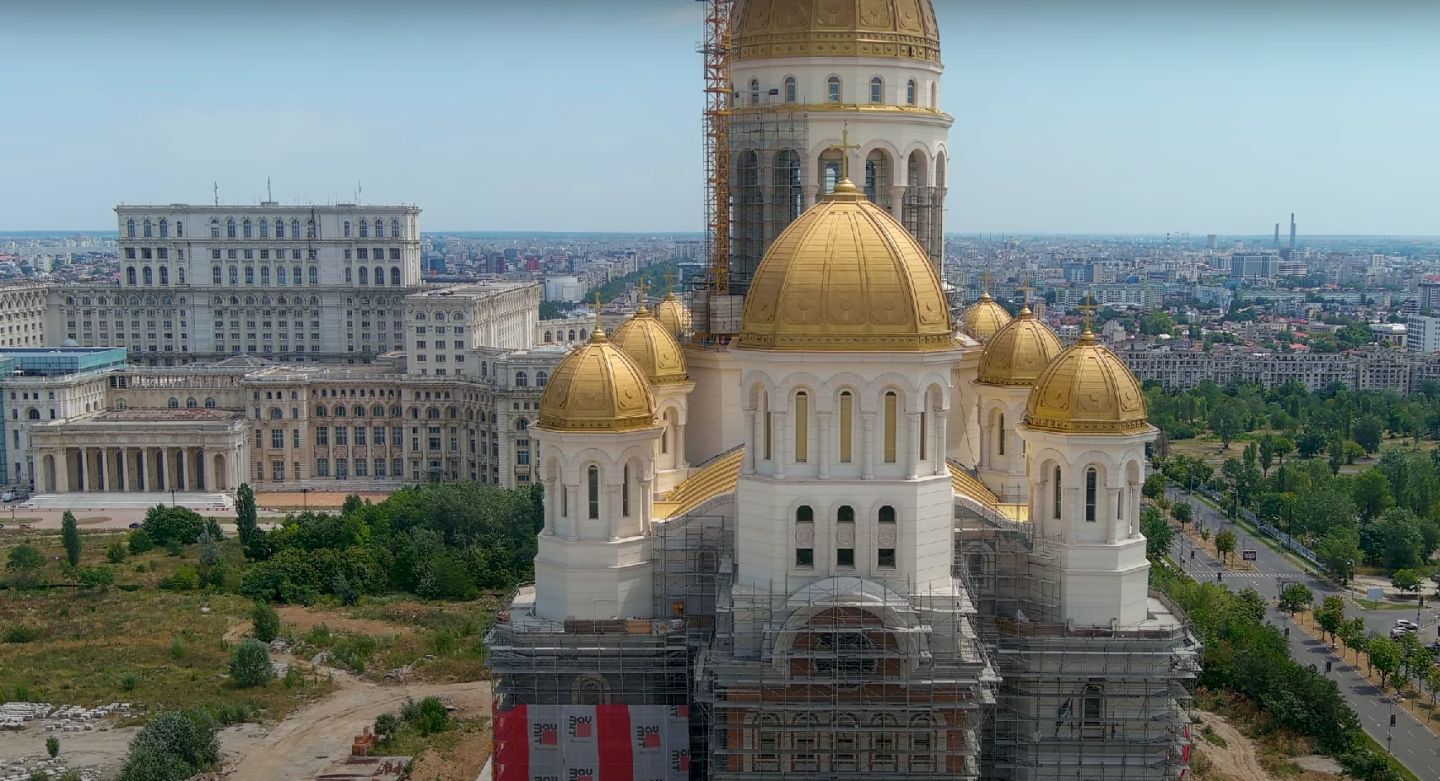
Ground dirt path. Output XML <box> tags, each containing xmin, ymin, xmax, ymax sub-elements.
<box><xmin>1194</xmin><ymin>710</ymin><xmax>1275</xmax><ymax>781</ymax></box>
<box><xmin>220</xmin><ymin>678</ymin><xmax>490</xmax><ymax>780</ymax></box>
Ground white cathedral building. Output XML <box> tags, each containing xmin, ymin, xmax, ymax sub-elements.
<box><xmin>487</xmin><ymin>2</ymin><xmax>1197</xmax><ymax>780</ymax></box>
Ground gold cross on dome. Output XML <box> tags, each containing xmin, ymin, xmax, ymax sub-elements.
<box><xmin>832</xmin><ymin>123</ymin><xmax>862</xmax><ymax>181</ymax></box>
<box><xmin>663</xmin><ymin>270</ymin><xmax>675</xmax><ymax>291</ymax></box>
<box><xmin>589</xmin><ymin>292</ymin><xmax>603</xmax><ymax>321</ymax></box>
<box><xmin>1019</xmin><ymin>279</ymin><xmax>1033</xmax><ymax>306</ymax></box>
<box><xmin>979</xmin><ymin>271</ymin><xmax>992</xmax><ymax>295</ymax></box>
<box><xmin>1077</xmin><ymin>292</ymin><xmax>1098</xmax><ymax>332</ymax></box>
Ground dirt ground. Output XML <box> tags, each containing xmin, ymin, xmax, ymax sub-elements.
<box><xmin>219</xmin><ymin>678</ymin><xmax>490</xmax><ymax>781</ymax></box>
<box><xmin>0</xmin><ymin>723</ymin><xmax>139</xmax><ymax>779</ymax></box>
<box><xmin>223</xmin><ymin>605</ymin><xmax>419</xmax><ymax>645</ymax></box>
<box><xmin>1192</xmin><ymin>710</ymin><xmax>1345</xmax><ymax>781</ymax></box>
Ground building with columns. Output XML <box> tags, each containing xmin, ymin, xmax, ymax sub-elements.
<box><xmin>487</xmin><ymin>4</ymin><xmax>1196</xmax><ymax>780</ymax></box>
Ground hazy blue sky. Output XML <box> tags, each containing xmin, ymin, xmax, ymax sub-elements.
<box><xmin>2</xmin><ymin>0</ymin><xmax>1437</xmax><ymax>234</ymax></box>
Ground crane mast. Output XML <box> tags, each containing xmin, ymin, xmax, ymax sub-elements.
<box><xmin>696</xmin><ymin>0</ymin><xmax>734</xmax><ymax>339</ymax></box>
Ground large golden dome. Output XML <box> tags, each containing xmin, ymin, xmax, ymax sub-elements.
<box><xmin>538</xmin><ymin>325</ymin><xmax>656</xmax><ymax>432</ymax></box>
<box><xmin>611</xmin><ymin>304</ymin><xmax>688</xmax><ymax>385</ymax></box>
<box><xmin>655</xmin><ymin>291</ymin><xmax>691</xmax><ymax>337</ymax></box>
<box><xmin>734</xmin><ymin>0</ymin><xmax>940</xmax><ymax>64</ymax></box>
<box><xmin>961</xmin><ymin>293</ymin><xmax>1013</xmax><ymax>343</ymax></box>
<box><xmin>977</xmin><ymin>305</ymin><xmax>1062</xmax><ymax>386</ymax></box>
<box><xmin>1023</xmin><ymin>330</ymin><xmax>1150</xmax><ymax>435</ymax></box>
<box><xmin>738</xmin><ymin>179</ymin><xmax>953</xmax><ymax>352</ymax></box>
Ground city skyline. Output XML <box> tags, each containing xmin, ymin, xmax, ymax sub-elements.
<box><xmin>2</xmin><ymin>0</ymin><xmax>1437</xmax><ymax>235</ymax></box>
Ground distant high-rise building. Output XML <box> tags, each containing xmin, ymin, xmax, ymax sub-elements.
<box><xmin>1289</xmin><ymin>212</ymin><xmax>1297</xmax><ymax>250</ymax></box>
<box><xmin>1230</xmin><ymin>251</ymin><xmax>1280</xmax><ymax>279</ymax></box>
<box><xmin>1273</xmin><ymin>222</ymin><xmax>1280</xmax><ymax>248</ymax></box>
<box><xmin>1206</xmin><ymin>234</ymin><xmax>1217</xmax><ymax>250</ymax></box>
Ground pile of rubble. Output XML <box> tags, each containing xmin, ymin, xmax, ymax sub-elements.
<box><xmin>1</xmin><ymin>755</ymin><xmax>98</xmax><ymax>781</ymax></box>
<box><xmin>0</xmin><ymin>701</ymin><xmax>132</xmax><ymax>732</ymax></box>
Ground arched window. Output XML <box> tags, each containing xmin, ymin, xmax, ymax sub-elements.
<box><xmin>1083</xmin><ymin>684</ymin><xmax>1104</xmax><ymax>730</ymax></box>
<box><xmin>334</xmin><ymin>405</ymin><xmax>347</xmax><ymax>417</ymax></box>
<box><xmin>167</xmin><ymin>397</ymin><xmax>179</xmax><ymax>409</ymax></box>
<box><xmin>229</xmin><ymin>266</ymin><xmax>239</xmax><ymax>285</ymax></box>
<box><xmin>762</xmin><ymin>392</ymin><xmax>773</xmax><ymax>461</ymax></box>
<box><xmin>226</xmin><ymin>218</ymin><xmax>236</xmax><ymax>238</ymax></box>
<box><xmin>374</xmin><ymin>266</ymin><xmax>384</xmax><ymax>285</ymax></box>
<box><xmin>159</xmin><ymin>218</ymin><xmax>168</xmax><ymax>237</ymax></box>
<box><xmin>784</xmin><ymin>76</ymin><xmax>797</xmax><ymax>103</ymax></box>
<box><xmin>210</xmin><ymin>218</ymin><xmax>220</xmax><ymax>238</ymax></box>
<box><xmin>259</xmin><ymin>218</ymin><xmax>268</xmax><ymax>238</ymax></box>
<box><xmin>126</xmin><ymin>267</ymin><xmax>137</xmax><ymax>286</ymax></box>
<box><xmin>622</xmin><ymin>463</ymin><xmax>631</xmax><ymax>517</ymax></box>
<box><xmin>930</xmin><ymin>81</ymin><xmax>938</xmax><ymax>107</ymax></box>
<box><xmin>793</xmin><ymin>391</ymin><xmax>808</xmax><ymax>463</ymax></box>
<box><xmin>391</xmin><ymin>267</ymin><xmax>401</xmax><ymax>286</ymax></box>
<box><xmin>1053</xmin><ymin>465</ymin><xmax>1063</xmax><ymax>519</ymax></box>
<box><xmin>883</xmin><ymin>391</ymin><xmax>898</xmax><ymax>463</ymax></box>
<box><xmin>343</xmin><ymin>221</ymin><xmax>352</xmax><ymax>237</ymax></box>
<box><xmin>125</xmin><ymin>218</ymin><xmax>136</xmax><ymax>238</ymax></box>
<box><xmin>142</xmin><ymin>218</ymin><xmax>152</xmax><ymax>238</ymax></box>
<box><xmin>1085</xmin><ymin>467</ymin><xmax>1098</xmax><ymax>522</ymax></box>
<box><xmin>306</xmin><ymin>218</ymin><xmax>316</xmax><ymax>238</ymax></box>
<box><xmin>878</xmin><ymin>504</ymin><xmax>897</xmax><ymax>568</ymax></box>
<box><xmin>826</xmin><ymin>75</ymin><xmax>841</xmax><ymax>103</ymax></box>
<box><xmin>836</xmin><ymin>505</ymin><xmax>855</xmax><ymax>567</ymax></box>
<box><xmin>245</xmin><ymin>266</ymin><xmax>255</xmax><ymax>285</ymax></box>
<box><xmin>515</xmin><ymin>371</ymin><xmax>528</xmax><ymax>388</ymax></box>
<box><xmin>358</xmin><ymin>267</ymin><xmax>368</xmax><ymax>285</ymax></box>
<box><xmin>212</xmin><ymin>266</ymin><xmax>222</xmax><ymax>285</ymax></box>
<box><xmin>359</xmin><ymin>220</ymin><xmax>368</xmax><ymax>238</ymax></box>
<box><xmin>204</xmin><ymin>398</ymin><xmax>216</xmax><ymax>408</ymax></box>
<box><xmin>186</xmin><ymin>397</ymin><xmax>198</xmax><ymax>408</ymax></box>
<box><xmin>838</xmin><ymin>391</ymin><xmax>853</xmax><ymax>463</ymax></box>
<box><xmin>290</xmin><ymin>219</ymin><xmax>300</xmax><ymax>237</ymax></box>
<box><xmin>159</xmin><ymin>267</ymin><xmax>169</xmax><ymax>285</ymax></box>
<box><xmin>142</xmin><ymin>267</ymin><xmax>153</xmax><ymax>285</ymax></box>
<box><xmin>373</xmin><ymin>218</ymin><xmax>382</xmax><ymax>237</ymax></box>
<box><xmin>795</xmin><ymin>505</ymin><xmax>814</xmax><ymax>567</ymax></box>
<box><xmin>391</xmin><ymin>218</ymin><xmax>400</xmax><ymax>238</ymax></box>
<box><xmin>869</xmin><ymin>76</ymin><xmax>883</xmax><ymax>103</ymax></box>
<box><xmin>275</xmin><ymin>219</ymin><xmax>285</xmax><ymax>238</ymax></box>
<box><xmin>998</xmin><ymin>413</ymin><xmax>1006</xmax><ymax>456</ymax></box>
<box><xmin>310</xmin><ymin>267</ymin><xmax>320</xmax><ymax>286</ymax></box>
<box><xmin>242</xmin><ymin>218</ymin><xmax>252</xmax><ymax>238</ymax></box>
<box><xmin>315</xmin><ymin>405</ymin><xmax>327</xmax><ymax>417</ymax></box>
<box><xmin>176</xmin><ymin>220</ymin><xmax>184</xmax><ymax>237</ymax></box>
<box><xmin>277</xmin><ymin>266</ymin><xmax>287</xmax><ymax>285</ymax></box>
<box><xmin>587</xmin><ymin>465</ymin><xmax>600</xmax><ymax>520</ymax></box>
<box><xmin>749</xmin><ymin>78</ymin><xmax>760</xmax><ymax>104</ymax></box>
<box><xmin>906</xmin><ymin>79</ymin><xmax>917</xmax><ymax>105</ymax></box>
<box><xmin>536</xmin><ymin>370</ymin><xmax>548</xmax><ymax>387</ymax></box>
<box><xmin>260</xmin><ymin>266</ymin><xmax>270</xmax><ymax>285</ymax></box>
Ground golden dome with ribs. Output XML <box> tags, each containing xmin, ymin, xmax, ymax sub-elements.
<box><xmin>538</xmin><ymin>325</ymin><xmax>656</xmax><ymax>432</ymax></box>
<box><xmin>733</xmin><ymin>0</ymin><xmax>941</xmax><ymax>64</ymax></box>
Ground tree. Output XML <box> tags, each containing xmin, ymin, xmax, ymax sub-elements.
<box><xmin>1279</xmin><ymin>582</ymin><xmax>1313</xmax><ymax>614</ymax></box>
<box><xmin>61</xmin><ymin>511</ymin><xmax>81</xmax><ymax>567</ymax></box>
<box><xmin>1210</xmin><ymin>404</ymin><xmax>1243</xmax><ymax>450</ymax></box>
<box><xmin>106</xmin><ymin>540</ymin><xmax>127</xmax><ymax>564</ymax></box>
<box><xmin>1350</xmin><ymin>469</ymin><xmax>1393</xmax><ymax>521</ymax></box>
<box><xmin>1354</xmin><ymin>415</ymin><xmax>1383</xmax><ymax>455</ymax></box>
<box><xmin>1393</xmin><ymin>568</ymin><xmax>1423</xmax><ymax>598</ymax></box>
<box><xmin>1316</xmin><ymin>595</ymin><xmax>1346</xmax><ymax>644</ymax></box>
<box><xmin>1369</xmin><ymin>635</ymin><xmax>1401</xmax><ymax>690</ymax></box>
<box><xmin>1296</xmin><ymin>428</ymin><xmax>1326</xmax><ymax>459</ymax></box>
<box><xmin>197</xmin><ymin>531</ymin><xmax>223</xmax><ymax>589</ymax></box>
<box><xmin>1172</xmin><ymin>503</ymin><xmax>1193</xmax><ymax>537</ymax></box>
<box><xmin>1141</xmin><ymin>506</ymin><xmax>1173</xmax><ymax>558</ymax></box>
<box><xmin>228</xmin><ymin>640</ymin><xmax>274</xmax><ymax>689</ymax></box>
<box><xmin>142</xmin><ymin>505</ymin><xmax>205</xmax><ymax>546</ymax></box>
<box><xmin>251</xmin><ymin>601</ymin><xmax>280</xmax><ymax>643</ymax></box>
<box><xmin>127</xmin><ymin>529</ymin><xmax>154</xmax><ymax>555</ymax></box>
<box><xmin>118</xmin><ymin>709</ymin><xmax>220</xmax><ymax>781</ymax></box>
<box><xmin>1259</xmin><ymin>435</ymin><xmax>1276</xmax><ymax>477</ymax></box>
<box><xmin>1341</xmin><ymin>617</ymin><xmax>1369</xmax><ymax>662</ymax></box>
<box><xmin>1373</xmin><ymin>508</ymin><xmax>1426</xmax><ymax>570</ymax></box>
<box><xmin>1214</xmin><ymin>529</ymin><xmax>1237</xmax><ymax>565</ymax></box>
<box><xmin>235</xmin><ymin>483</ymin><xmax>266</xmax><ymax>561</ymax></box>
<box><xmin>1328</xmin><ymin>435</ymin><xmax>1345</xmax><ymax>476</ymax></box>
<box><xmin>1142</xmin><ymin>474</ymin><xmax>1166</xmax><ymax>501</ymax></box>
<box><xmin>5</xmin><ymin>544</ymin><xmax>43</xmax><ymax>587</ymax></box>
<box><xmin>1316</xmin><ymin>526</ymin><xmax>1362</xmax><ymax>584</ymax></box>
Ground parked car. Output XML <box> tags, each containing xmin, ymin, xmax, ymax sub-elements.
<box><xmin>1395</xmin><ymin>619</ymin><xmax>1420</xmax><ymax>632</ymax></box>
<box><xmin>127</xmin><ymin>522</ymin><xmax>143</xmax><ymax>529</ymax></box>
<box><xmin>17</xmin><ymin>523</ymin><xmax>33</xmax><ymax>531</ymax></box>
<box><xmin>1</xmin><ymin>491</ymin><xmax>15</xmax><ymax>502</ymax></box>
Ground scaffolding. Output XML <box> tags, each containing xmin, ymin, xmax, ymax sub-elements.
<box><xmin>695</xmin><ymin>0</ymin><xmax>735</xmax><ymax>341</ymax></box>
<box><xmin>726</xmin><ymin>107</ymin><xmax>809</xmax><ymax>298</ymax></box>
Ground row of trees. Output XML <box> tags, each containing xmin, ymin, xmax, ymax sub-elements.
<box><xmin>1310</xmin><ymin>594</ymin><xmax>1440</xmax><ymax>696</ymax></box>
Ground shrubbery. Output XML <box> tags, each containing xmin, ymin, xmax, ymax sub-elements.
<box><xmin>228</xmin><ymin>640</ymin><xmax>274</xmax><ymax>689</ymax></box>
<box><xmin>118</xmin><ymin>709</ymin><xmax>220</xmax><ymax>781</ymax></box>
<box><xmin>142</xmin><ymin>505</ymin><xmax>206</xmax><ymax>547</ymax></box>
<box><xmin>251</xmin><ymin>600</ymin><xmax>279</xmax><ymax>642</ymax></box>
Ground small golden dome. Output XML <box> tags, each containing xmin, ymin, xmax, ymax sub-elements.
<box><xmin>1023</xmin><ymin>330</ymin><xmax>1150</xmax><ymax>435</ymax></box>
<box><xmin>977</xmin><ymin>306</ymin><xmax>1062</xmax><ymax>386</ymax></box>
<box><xmin>733</xmin><ymin>0</ymin><xmax>940</xmax><ymax>64</ymax></box>
<box><xmin>738</xmin><ymin>179</ymin><xmax>953</xmax><ymax>352</ymax></box>
<box><xmin>961</xmin><ymin>293</ymin><xmax>1013</xmax><ymax>343</ymax></box>
<box><xmin>655</xmin><ymin>291</ymin><xmax>691</xmax><ymax>336</ymax></box>
<box><xmin>538</xmin><ymin>325</ymin><xmax>656</xmax><ymax>432</ymax></box>
<box><xmin>611</xmin><ymin>305</ymin><xmax>688</xmax><ymax>385</ymax></box>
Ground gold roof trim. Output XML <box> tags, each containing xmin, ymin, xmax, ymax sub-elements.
<box><xmin>734</xmin><ymin>0</ymin><xmax>941</xmax><ymax>64</ymax></box>
<box><xmin>655</xmin><ymin>446</ymin><xmax>744</xmax><ymax>519</ymax></box>
<box><xmin>948</xmin><ymin>460</ymin><xmax>1001</xmax><ymax>509</ymax></box>
<box><xmin>738</xmin><ymin>179</ymin><xmax>955</xmax><ymax>352</ymax></box>
<box><xmin>1023</xmin><ymin>331</ymin><xmax>1151</xmax><ymax>435</ymax></box>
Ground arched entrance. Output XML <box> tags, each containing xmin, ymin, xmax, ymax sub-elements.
<box><xmin>212</xmin><ymin>453</ymin><xmax>227</xmax><ymax>491</ymax></box>
<box><xmin>41</xmin><ymin>454</ymin><xmax>55</xmax><ymax>493</ymax></box>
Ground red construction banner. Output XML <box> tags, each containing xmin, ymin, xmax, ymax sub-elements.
<box><xmin>493</xmin><ymin>704</ymin><xmax>690</xmax><ymax>781</ymax></box>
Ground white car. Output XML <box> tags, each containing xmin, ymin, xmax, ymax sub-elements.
<box><xmin>0</xmin><ymin>491</ymin><xmax>14</xmax><ymax>502</ymax></box>
<box><xmin>1395</xmin><ymin>619</ymin><xmax>1420</xmax><ymax>632</ymax></box>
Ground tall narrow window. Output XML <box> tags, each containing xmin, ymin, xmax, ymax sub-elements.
<box><xmin>795</xmin><ymin>505</ymin><xmax>814</xmax><ymax>567</ymax></box>
<box><xmin>883</xmin><ymin>391</ymin><xmax>898</xmax><ymax>463</ymax></box>
<box><xmin>836</xmin><ymin>505</ymin><xmax>855</xmax><ymax>568</ymax></box>
<box><xmin>784</xmin><ymin>76</ymin><xmax>797</xmax><ymax>103</ymax></box>
<box><xmin>919</xmin><ymin>410</ymin><xmax>927</xmax><ymax>460</ymax></box>
<box><xmin>126</xmin><ymin>219</ymin><xmax>136</xmax><ymax>238</ymax></box>
<box><xmin>587</xmin><ymin>465</ymin><xmax>600</xmax><ymax>520</ymax></box>
<box><xmin>143</xmin><ymin>219</ymin><xmax>152</xmax><ymax>238</ymax></box>
<box><xmin>763</xmin><ymin>393</ymin><xmax>773</xmax><ymax>461</ymax></box>
<box><xmin>794</xmin><ymin>391</ymin><xmax>808</xmax><ymax>463</ymax></box>
<box><xmin>998</xmin><ymin>413</ymin><xmax>1006</xmax><ymax>456</ymax></box>
<box><xmin>226</xmin><ymin>218</ymin><xmax>236</xmax><ymax>238</ymax></box>
<box><xmin>838</xmin><ymin>391</ymin><xmax>853</xmax><ymax>463</ymax></box>
<box><xmin>1053</xmin><ymin>466</ymin><xmax>1062</xmax><ymax>519</ymax></box>
<box><xmin>1085</xmin><ymin>468</ymin><xmax>1098</xmax><ymax>522</ymax></box>
<box><xmin>906</xmin><ymin>79</ymin><xmax>917</xmax><ymax>105</ymax></box>
<box><xmin>159</xmin><ymin>218</ymin><xmax>168</xmax><ymax>237</ymax></box>
<box><xmin>560</xmin><ymin>483</ymin><xmax>568</xmax><ymax>517</ymax></box>
<box><xmin>869</xmin><ymin>76</ymin><xmax>883</xmax><ymax>103</ymax></box>
<box><xmin>826</xmin><ymin>75</ymin><xmax>841</xmax><ymax>103</ymax></box>
<box><xmin>878</xmin><ymin>505</ymin><xmax>896</xmax><ymax>568</ymax></box>
<box><xmin>622</xmin><ymin>464</ymin><xmax>631</xmax><ymax>517</ymax></box>
<box><xmin>749</xmin><ymin>78</ymin><xmax>760</xmax><ymax>104</ymax></box>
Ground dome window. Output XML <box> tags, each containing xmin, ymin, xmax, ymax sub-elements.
<box><xmin>869</xmin><ymin>76</ymin><xmax>883</xmax><ymax>103</ymax></box>
<box><xmin>826</xmin><ymin>75</ymin><xmax>841</xmax><ymax>103</ymax></box>
<box><xmin>906</xmin><ymin>79</ymin><xmax>917</xmax><ymax>106</ymax></box>
<box><xmin>783</xmin><ymin>76</ymin><xmax>797</xmax><ymax>103</ymax></box>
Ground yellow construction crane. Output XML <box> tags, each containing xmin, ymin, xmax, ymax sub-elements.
<box><xmin>697</xmin><ymin>0</ymin><xmax>735</xmax><ymax>336</ymax></box>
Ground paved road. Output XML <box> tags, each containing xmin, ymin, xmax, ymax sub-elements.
<box><xmin>1168</xmin><ymin>486</ymin><xmax>1440</xmax><ymax>778</ymax></box>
